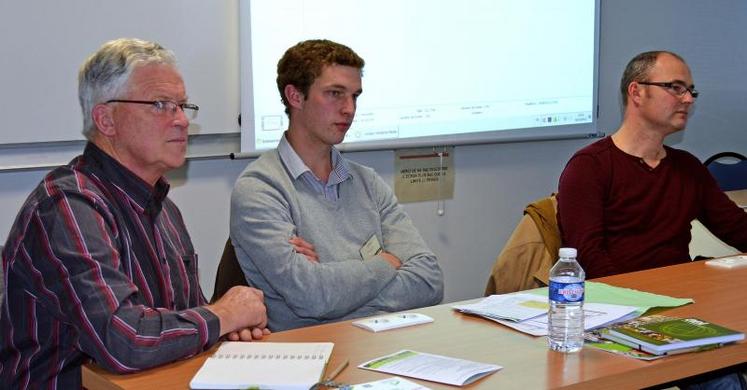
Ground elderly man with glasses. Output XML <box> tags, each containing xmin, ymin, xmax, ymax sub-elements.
<box><xmin>0</xmin><ymin>38</ymin><xmax>269</xmax><ymax>389</ymax></box>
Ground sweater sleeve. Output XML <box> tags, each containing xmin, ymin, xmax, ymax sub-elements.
<box><xmin>230</xmin><ymin>172</ymin><xmax>398</xmax><ymax>320</ymax></box>
<box><xmin>20</xmin><ymin>193</ymin><xmax>219</xmax><ymax>373</ymax></box>
<box><xmin>558</xmin><ymin>153</ymin><xmax>618</xmax><ymax>278</ymax></box>
<box><xmin>696</xmin><ymin>164</ymin><xmax>747</xmax><ymax>251</ymax></box>
<box><xmin>363</xmin><ymin>172</ymin><xmax>444</xmax><ymax>310</ymax></box>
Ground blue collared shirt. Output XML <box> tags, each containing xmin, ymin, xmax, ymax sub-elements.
<box><xmin>278</xmin><ymin>134</ymin><xmax>351</xmax><ymax>201</ymax></box>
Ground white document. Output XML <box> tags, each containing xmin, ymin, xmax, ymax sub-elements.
<box><xmin>452</xmin><ymin>293</ymin><xmax>548</xmax><ymax>322</ymax></box>
<box><xmin>359</xmin><ymin>350</ymin><xmax>501</xmax><ymax>386</ymax></box>
<box><xmin>706</xmin><ymin>255</ymin><xmax>747</xmax><ymax>269</ymax></box>
<box><xmin>492</xmin><ymin>302</ymin><xmax>639</xmax><ymax>336</ymax></box>
<box><xmin>352</xmin><ymin>313</ymin><xmax>434</xmax><ymax>332</ymax></box>
<box><xmin>350</xmin><ymin>376</ymin><xmax>431</xmax><ymax>390</ymax></box>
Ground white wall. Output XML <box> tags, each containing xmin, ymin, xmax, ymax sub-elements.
<box><xmin>0</xmin><ymin>1</ymin><xmax>239</xmax><ymax>145</ymax></box>
<box><xmin>1</xmin><ymin>1</ymin><xmax>746</xmax><ymax>303</ymax></box>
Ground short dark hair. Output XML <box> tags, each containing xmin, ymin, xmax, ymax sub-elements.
<box><xmin>276</xmin><ymin>39</ymin><xmax>365</xmax><ymax>117</ymax></box>
<box><xmin>620</xmin><ymin>50</ymin><xmax>686</xmax><ymax>107</ymax></box>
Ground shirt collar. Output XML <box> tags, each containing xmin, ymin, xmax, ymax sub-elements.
<box><xmin>277</xmin><ymin>133</ymin><xmax>351</xmax><ymax>184</ymax></box>
<box><xmin>83</xmin><ymin>142</ymin><xmax>170</xmax><ymax>216</ymax></box>
<box><xmin>278</xmin><ymin>133</ymin><xmax>310</xmax><ymax>180</ymax></box>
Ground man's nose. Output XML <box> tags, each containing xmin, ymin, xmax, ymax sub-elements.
<box><xmin>341</xmin><ymin>95</ymin><xmax>356</xmax><ymax>115</ymax></box>
<box><xmin>682</xmin><ymin>90</ymin><xmax>696</xmax><ymax>104</ymax></box>
<box><xmin>173</xmin><ymin>106</ymin><xmax>190</xmax><ymax>127</ymax></box>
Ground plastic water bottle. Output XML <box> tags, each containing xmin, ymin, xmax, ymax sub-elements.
<box><xmin>548</xmin><ymin>247</ymin><xmax>585</xmax><ymax>353</ymax></box>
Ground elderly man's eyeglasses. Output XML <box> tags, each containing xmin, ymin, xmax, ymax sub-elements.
<box><xmin>637</xmin><ymin>81</ymin><xmax>699</xmax><ymax>99</ymax></box>
<box><xmin>106</xmin><ymin>99</ymin><xmax>199</xmax><ymax>119</ymax></box>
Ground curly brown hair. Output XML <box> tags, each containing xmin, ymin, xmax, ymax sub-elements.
<box><xmin>276</xmin><ymin>39</ymin><xmax>365</xmax><ymax>117</ymax></box>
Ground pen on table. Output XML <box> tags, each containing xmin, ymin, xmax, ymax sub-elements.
<box><xmin>324</xmin><ymin>359</ymin><xmax>349</xmax><ymax>383</ymax></box>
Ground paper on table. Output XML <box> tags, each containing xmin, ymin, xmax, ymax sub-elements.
<box><xmin>706</xmin><ymin>255</ymin><xmax>747</xmax><ymax>269</ymax></box>
<box><xmin>349</xmin><ymin>376</ymin><xmax>431</xmax><ymax>390</ymax></box>
<box><xmin>491</xmin><ymin>301</ymin><xmax>638</xmax><ymax>336</ymax></box>
<box><xmin>352</xmin><ymin>313</ymin><xmax>434</xmax><ymax>332</ymax></box>
<box><xmin>359</xmin><ymin>350</ymin><xmax>501</xmax><ymax>387</ymax></box>
<box><xmin>452</xmin><ymin>293</ymin><xmax>548</xmax><ymax>322</ymax></box>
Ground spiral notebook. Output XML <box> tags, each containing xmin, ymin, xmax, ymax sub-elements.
<box><xmin>190</xmin><ymin>342</ymin><xmax>334</xmax><ymax>390</ymax></box>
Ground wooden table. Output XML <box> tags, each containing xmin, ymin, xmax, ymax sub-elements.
<box><xmin>83</xmin><ymin>260</ymin><xmax>747</xmax><ymax>389</ymax></box>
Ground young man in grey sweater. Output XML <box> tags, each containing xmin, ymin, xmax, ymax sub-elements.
<box><xmin>230</xmin><ymin>39</ymin><xmax>444</xmax><ymax>331</ymax></box>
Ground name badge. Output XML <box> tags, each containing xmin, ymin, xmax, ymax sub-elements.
<box><xmin>360</xmin><ymin>234</ymin><xmax>383</xmax><ymax>260</ymax></box>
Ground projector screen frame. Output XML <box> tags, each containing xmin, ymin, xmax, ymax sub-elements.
<box><xmin>239</xmin><ymin>0</ymin><xmax>602</xmax><ymax>154</ymax></box>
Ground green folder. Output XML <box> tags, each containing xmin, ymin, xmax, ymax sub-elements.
<box><xmin>529</xmin><ymin>281</ymin><xmax>693</xmax><ymax>315</ymax></box>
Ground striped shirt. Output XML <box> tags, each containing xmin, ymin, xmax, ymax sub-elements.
<box><xmin>277</xmin><ymin>133</ymin><xmax>351</xmax><ymax>201</ymax></box>
<box><xmin>0</xmin><ymin>143</ymin><xmax>220</xmax><ymax>389</ymax></box>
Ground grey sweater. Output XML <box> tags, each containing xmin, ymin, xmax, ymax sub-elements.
<box><xmin>230</xmin><ymin>150</ymin><xmax>444</xmax><ymax>331</ymax></box>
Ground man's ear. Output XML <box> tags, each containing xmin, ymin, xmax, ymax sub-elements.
<box><xmin>92</xmin><ymin>103</ymin><xmax>116</xmax><ymax>137</ymax></box>
<box><xmin>628</xmin><ymin>82</ymin><xmax>642</xmax><ymax>106</ymax></box>
<box><xmin>284</xmin><ymin>84</ymin><xmax>305</xmax><ymax>110</ymax></box>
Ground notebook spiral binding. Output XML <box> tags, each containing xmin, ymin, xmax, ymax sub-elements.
<box><xmin>214</xmin><ymin>353</ymin><xmax>324</xmax><ymax>360</ymax></box>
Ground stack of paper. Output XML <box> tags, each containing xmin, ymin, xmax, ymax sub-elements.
<box><xmin>453</xmin><ymin>293</ymin><xmax>638</xmax><ymax>336</ymax></box>
<box><xmin>452</xmin><ymin>293</ymin><xmax>548</xmax><ymax>322</ymax></box>
<box><xmin>453</xmin><ymin>282</ymin><xmax>695</xmax><ymax>337</ymax></box>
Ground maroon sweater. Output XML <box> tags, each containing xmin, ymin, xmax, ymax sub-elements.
<box><xmin>558</xmin><ymin>137</ymin><xmax>747</xmax><ymax>278</ymax></box>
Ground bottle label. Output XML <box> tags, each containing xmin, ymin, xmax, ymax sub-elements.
<box><xmin>549</xmin><ymin>280</ymin><xmax>585</xmax><ymax>303</ymax></box>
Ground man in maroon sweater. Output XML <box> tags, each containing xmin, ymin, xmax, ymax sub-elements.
<box><xmin>558</xmin><ymin>50</ymin><xmax>747</xmax><ymax>279</ymax></box>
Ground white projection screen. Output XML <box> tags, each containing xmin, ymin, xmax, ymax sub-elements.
<box><xmin>239</xmin><ymin>0</ymin><xmax>600</xmax><ymax>153</ymax></box>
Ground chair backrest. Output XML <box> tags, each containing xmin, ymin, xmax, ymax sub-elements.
<box><xmin>484</xmin><ymin>195</ymin><xmax>559</xmax><ymax>295</ymax></box>
<box><xmin>704</xmin><ymin>152</ymin><xmax>747</xmax><ymax>192</ymax></box>
<box><xmin>210</xmin><ymin>238</ymin><xmax>249</xmax><ymax>303</ymax></box>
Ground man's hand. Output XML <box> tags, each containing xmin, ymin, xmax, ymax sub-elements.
<box><xmin>226</xmin><ymin>327</ymin><xmax>272</xmax><ymax>341</ymax></box>
<box><xmin>379</xmin><ymin>251</ymin><xmax>402</xmax><ymax>269</ymax></box>
<box><xmin>205</xmin><ymin>286</ymin><xmax>269</xmax><ymax>337</ymax></box>
<box><xmin>289</xmin><ymin>236</ymin><xmax>319</xmax><ymax>262</ymax></box>
<box><xmin>290</xmin><ymin>236</ymin><xmax>401</xmax><ymax>270</ymax></box>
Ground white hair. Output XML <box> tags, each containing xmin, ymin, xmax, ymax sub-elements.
<box><xmin>78</xmin><ymin>38</ymin><xmax>177</xmax><ymax>139</ymax></box>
